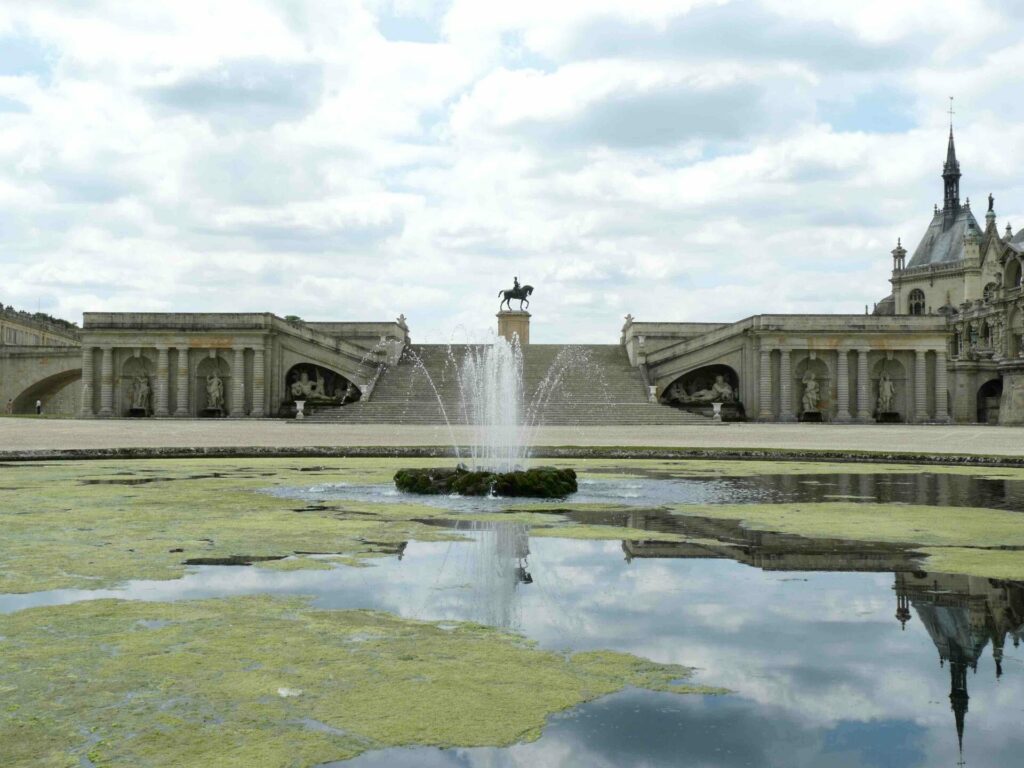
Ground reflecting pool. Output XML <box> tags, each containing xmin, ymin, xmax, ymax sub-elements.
<box><xmin>3</xmin><ymin>461</ymin><xmax>1023</xmax><ymax>768</ymax></box>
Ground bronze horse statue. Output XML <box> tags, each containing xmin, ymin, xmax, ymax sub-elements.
<box><xmin>499</xmin><ymin>284</ymin><xmax>534</xmax><ymax>311</ymax></box>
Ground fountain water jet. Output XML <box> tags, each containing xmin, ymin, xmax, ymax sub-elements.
<box><xmin>394</xmin><ymin>334</ymin><xmax>577</xmax><ymax>498</ymax></box>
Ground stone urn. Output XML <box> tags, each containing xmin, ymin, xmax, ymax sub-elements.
<box><xmin>295</xmin><ymin>400</ymin><xmax>306</xmax><ymax>420</ymax></box>
<box><xmin>712</xmin><ymin>402</ymin><xmax>723</xmax><ymax>422</ymax></box>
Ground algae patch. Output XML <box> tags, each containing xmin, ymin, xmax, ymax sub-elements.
<box><xmin>0</xmin><ymin>595</ymin><xmax>718</xmax><ymax>768</ymax></box>
<box><xmin>670</xmin><ymin>501</ymin><xmax>1024</xmax><ymax>580</ymax></box>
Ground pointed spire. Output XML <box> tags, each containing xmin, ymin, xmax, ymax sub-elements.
<box><xmin>942</xmin><ymin>100</ymin><xmax>962</xmax><ymax>227</ymax></box>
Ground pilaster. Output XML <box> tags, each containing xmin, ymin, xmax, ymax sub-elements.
<box><xmin>914</xmin><ymin>349</ymin><xmax>928</xmax><ymax>422</ymax></box>
<box><xmin>835</xmin><ymin>348</ymin><xmax>851</xmax><ymax>422</ymax></box>
<box><xmin>174</xmin><ymin>347</ymin><xmax>190</xmax><ymax>417</ymax></box>
<box><xmin>99</xmin><ymin>346</ymin><xmax>114</xmax><ymax>417</ymax></box>
<box><xmin>856</xmin><ymin>348</ymin><xmax>872</xmax><ymax>422</ymax></box>
<box><xmin>230</xmin><ymin>346</ymin><xmax>246</xmax><ymax>417</ymax></box>
<box><xmin>154</xmin><ymin>346</ymin><xmax>170</xmax><ymax>417</ymax></box>
<box><xmin>779</xmin><ymin>348</ymin><xmax>796</xmax><ymax>422</ymax></box>
<box><xmin>934</xmin><ymin>350</ymin><xmax>949</xmax><ymax>422</ymax></box>
<box><xmin>758</xmin><ymin>348</ymin><xmax>773</xmax><ymax>421</ymax></box>
<box><xmin>79</xmin><ymin>346</ymin><xmax>95</xmax><ymax>417</ymax></box>
<box><xmin>252</xmin><ymin>346</ymin><xmax>266</xmax><ymax>418</ymax></box>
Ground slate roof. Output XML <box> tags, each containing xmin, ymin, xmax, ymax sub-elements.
<box><xmin>906</xmin><ymin>206</ymin><xmax>981</xmax><ymax>268</ymax></box>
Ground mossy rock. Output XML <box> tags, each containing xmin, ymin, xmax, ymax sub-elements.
<box><xmin>394</xmin><ymin>466</ymin><xmax>577</xmax><ymax>498</ymax></box>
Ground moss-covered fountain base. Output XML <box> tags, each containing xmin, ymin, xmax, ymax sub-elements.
<box><xmin>394</xmin><ymin>466</ymin><xmax>578</xmax><ymax>498</ymax></box>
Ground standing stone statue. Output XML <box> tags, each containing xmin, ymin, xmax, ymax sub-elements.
<box><xmin>206</xmin><ymin>372</ymin><xmax>225</xmax><ymax>411</ymax></box>
<box><xmin>131</xmin><ymin>376</ymin><xmax>151</xmax><ymax>413</ymax></box>
<box><xmin>877</xmin><ymin>373</ymin><xmax>896</xmax><ymax>413</ymax></box>
<box><xmin>801</xmin><ymin>372</ymin><xmax>819</xmax><ymax>413</ymax></box>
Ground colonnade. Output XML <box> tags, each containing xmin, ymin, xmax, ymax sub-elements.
<box><xmin>80</xmin><ymin>344</ymin><xmax>266</xmax><ymax>418</ymax></box>
<box><xmin>757</xmin><ymin>346</ymin><xmax>949</xmax><ymax>423</ymax></box>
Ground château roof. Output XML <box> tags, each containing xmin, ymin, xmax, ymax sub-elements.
<box><xmin>906</xmin><ymin>205</ymin><xmax>981</xmax><ymax>268</ymax></box>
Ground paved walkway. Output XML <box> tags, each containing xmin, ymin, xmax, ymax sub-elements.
<box><xmin>0</xmin><ymin>418</ymin><xmax>1020</xmax><ymax>457</ymax></box>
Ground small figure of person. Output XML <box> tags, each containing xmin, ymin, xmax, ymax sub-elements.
<box><xmin>35</xmin><ymin>399</ymin><xmax>42</xmax><ymax>415</ymax></box>
<box><xmin>4</xmin><ymin>398</ymin><xmax>12</xmax><ymax>415</ymax></box>
<box><xmin>513</xmin><ymin>276</ymin><xmax>521</xmax><ymax>292</ymax></box>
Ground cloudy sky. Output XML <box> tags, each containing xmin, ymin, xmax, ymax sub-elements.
<box><xmin>2</xmin><ymin>0</ymin><xmax>1023</xmax><ymax>342</ymax></box>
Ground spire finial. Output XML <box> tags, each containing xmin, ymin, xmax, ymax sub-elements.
<box><xmin>949</xmin><ymin>96</ymin><xmax>955</xmax><ymax>131</ymax></box>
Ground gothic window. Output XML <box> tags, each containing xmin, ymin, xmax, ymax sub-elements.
<box><xmin>983</xmin><ymin>282</ymin><xmax>998</xmax><ymax>302</ymax></box>
<box><xmin>908</xmin><ymin>289</ymin><xmax>926</xmax><ymax>316</ymax></box>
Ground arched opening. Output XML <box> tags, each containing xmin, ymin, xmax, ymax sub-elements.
<box><xmin>908</xmin><ymin>289</ymin><xmax>926</xmax><ymax>316</ymax></box>
<box><xmin>977</xmin><ymin>378</ymin><xmax>1003</xmax><ymax>424</ymax></box>
<box><xmin>1005</xmin><ymin>259</ymin><xmax>1023</xmax><ymax>290</ymax></box>
<box><xmin>661</xmin><ymin>364</ymin><xmax>743</xmax><ymax>420</ymax></box>
<box><xmin>12</xmin><ymin>369</ymin><xmax>81</xmax><ymax>414</ymax></box>
<box><xmin>284</xmin><ymin>363</ymin><xmax>360</xmax><ymax>413</ymax></box>
<box><xmin>981</xmin><ymin>320</ymin><xmax>992</xmax><ymax>349</ymax></box>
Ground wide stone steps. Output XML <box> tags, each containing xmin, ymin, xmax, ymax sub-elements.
<box><xmin>307</xmin><ymin>343</ymin><xmax>713</xmax><ymax>426</ymax></box>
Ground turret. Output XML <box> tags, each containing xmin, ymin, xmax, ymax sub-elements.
<box><xmin>891</xmin><ymin>238</ymin><xmax>906</xmax><ymax>272</ymax></box>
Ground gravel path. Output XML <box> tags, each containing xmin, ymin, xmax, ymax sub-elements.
<box><xmin>0</xmin><ymin>417</ymin><xmax>1019</xmax><ymax>457</ymax></box>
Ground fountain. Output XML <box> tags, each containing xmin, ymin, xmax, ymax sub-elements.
<box><xmin>394</xmin><ymin>334</ymin><xmax>577</xmax><ymax>498</ymax></box>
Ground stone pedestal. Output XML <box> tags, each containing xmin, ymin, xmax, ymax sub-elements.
<box><xmin>497</xmin><ymin>311</ymin><xmax>530</xmax><ymax>346</ymax></box>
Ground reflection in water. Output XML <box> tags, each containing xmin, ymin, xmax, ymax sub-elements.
<box><xmin>895</xmin><ymin>572</ymin><xmax>1024</xmax><ymax>765</ymax></box>
<box><xmin>463</xmin><ymin>522</ymin><xmax>532</xmax><ymax>629</ymax></box>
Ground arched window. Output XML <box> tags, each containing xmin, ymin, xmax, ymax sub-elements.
<box><xmin>983</xmin><ymin>282</ymin><xmax>999</xmax><ymax>302</ymax></box>
<box><xmin>908</xmin><ymin>289</ymin><xmax>926</xmax><ymax>316</ymax></box>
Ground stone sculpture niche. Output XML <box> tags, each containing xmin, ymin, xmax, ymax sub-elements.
<box><xmin>282</xmin><ymin>364</ymin><xmax>359</xmax><ymax>416</ymax></box>
<box><xmin>794</xmin><ymin>356</ymin><xmax>830</xmax><ymax>422</ymax></box>
<box><xmin>661</xmin><ymin>365</ymin><xmax>744</xmax><ymax>420</ymax></box>
<box><xmin>196</xmin><ymin>355</ymin><xmax>230</xmax><ymax>417</ymax></box>
<box><xmin>121</xmin><ymin>354</ymin><xmax>155</xmax><ymax>417</ymax></box>
<box><xmin>873</xmin><ymin>358</ymin><xmax>906</xmax><ymax>423</ymax></box>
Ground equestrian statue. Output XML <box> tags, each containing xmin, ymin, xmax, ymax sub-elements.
<box><xmin>498</xmin><ymin>276</ymin><xmax>534</xmax><ymax>311</ymax></box>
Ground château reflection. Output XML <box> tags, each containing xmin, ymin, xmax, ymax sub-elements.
<box><xmin>615</xmin><ymin>508</ymin><xmax>1024</xmax><ymax>768</ymax></box>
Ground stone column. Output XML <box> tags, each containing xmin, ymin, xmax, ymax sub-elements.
<box><xmin>79</xmin><ymin>346</ymin><xmax>95</xmax><ymax>417</ymax></box>
<box><xmin>934</xmin><ymin>349</ymin><xmax>949</xmax><ymax>422</ymax></box>
<box><xmin>154</xmin><ymin>346</ymin><xmax>170</xmax><ymax>417</ymax></box>
<box><xmin>835</xmin><ymin>349</ymin><xmax>851</xmax><ymax>422</ymax></box>
<box><xmin>779</xmin><ymin>349</ymin><xmax>796</xmax><ymax>421</ymax></box>
<box><xmin>856</xmin><ymin>348</ymin><xmax>872</xmax><ymax>422</ymax></box>
<box><xmin>99</xmin><ymin>346</ymin><xmax>114</xmax><ymax>417</ymax></box>
<box><xmin>230</xmin><ymin>346</ymin><xmax>246</xmax><ymax>417</ymax></box>
<box><xmin>174</xmin><ymin>348</ymin><xmax>190</xmax><ymax>417</ymax></box>
<box><xmin>914</xmin><ymin>349</ymin><xmax>928</xmax><ymax>422</ymax></box>
<box><xmin>251</xmin><ymin>346</ymin><xmax>266</xmax><ymax>417</ymax></box>
<box><xmin>758</xmin><ymin>348</ymin><xmax>774</xmax><ymax>420</ymax></box>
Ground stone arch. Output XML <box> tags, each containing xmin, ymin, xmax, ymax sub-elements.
<box><xmin>871</xmin><ymin>357</ymin><xmax>907</xmax><ymax>419</ymax></box>
<box><xmin>120</xmin><ymin>355</ymin><xmax>155</xmax><ymax>416</ymax></box>
<box><xmin>977</xmin><ymin>378</ymin><xmax>1003</xmax><ymax>424</ymax></box>
<box><xmin>195</xmin><ymin>354</ymin><xmax>231</xmax><ymax>415</ymax></box>
<box><xmin>794</xmin><ymin>356</ymin><xmax>830</xmax><ymax>417</ymax></box>
<box><xmin>660</xmin><ymin>364</ymin><xmax>741</xmax><ymax>418</ymax></box>
<box><xmin>12</xmin><ymin>369</ymin><xmax>81</xmax><ymax>414</ymax></box>
<box><xmin>284</xmin><ymin>362</ymin><xmax>361</xmax><ymax>407</ymax></box>
<box><xmin>1005</xmin><ymin>257</ymin><xmax>1022</xmax><ymax>290</ymax></box>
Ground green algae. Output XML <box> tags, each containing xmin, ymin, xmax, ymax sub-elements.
<box><xmin>669</xmin><ymin>501</ymin><xmax>1024</xmax><ymax>580</ymax></box>
<box><xmin>0</xmin><ymin>595</ymin><xmax>719</xmax><ymax>768</ymax></box>
<box><xmin>0</xmin><ymin>459</ymin><xmax>467</xmax><ymax>593</ymax></box>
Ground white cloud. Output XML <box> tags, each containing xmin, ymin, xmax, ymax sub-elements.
<box><xmin>0</xmin><ymin>0</ymin><xmax>1021</xmax><ymax>341</ymax></box>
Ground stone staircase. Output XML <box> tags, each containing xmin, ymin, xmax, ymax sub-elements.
<box><xmin>307</xmin><ymin>344</ymin><xmax>712</xmax><ymax>425</ymax></box>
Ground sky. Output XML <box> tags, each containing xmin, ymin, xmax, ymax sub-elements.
<box><xmin>2</xmin><ymin>0</ymin><xmax>1024</xmax><ymax>343</ymax></box>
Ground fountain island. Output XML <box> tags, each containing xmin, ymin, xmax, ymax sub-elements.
<box><xmin>394</xmin><ymin>282</ymin><xmax>577</xmax><ymax>499</ymax></box>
